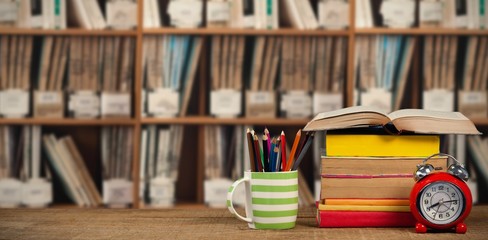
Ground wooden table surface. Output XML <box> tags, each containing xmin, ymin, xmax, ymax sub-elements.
<box><xmin>0</xmin><ymin>205</ymin><xmax>487</xmax><ymax>240</ymax></box>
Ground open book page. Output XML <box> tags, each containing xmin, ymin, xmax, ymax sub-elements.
<box><xmin>388</xmin><ymin>109</ymin><xmax>470</xmax><ymax>121</ymax></box>
<box><xmin>388</xmin><ymin>109</ymin><xmax>480</xmax><ymax>135</ymax></box>
<box><xmin>303</xmin><ymin>106</ymin><xmax>390</xmax><ymax>131</ymax></box>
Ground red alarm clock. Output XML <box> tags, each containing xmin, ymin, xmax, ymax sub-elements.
<box><xmin>410</xmin><ymin>153</ymin><xmax>472</xmax><ymax>234</ymax></box>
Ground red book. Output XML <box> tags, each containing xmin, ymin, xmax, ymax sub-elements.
<box><xmin>316</xmin><ymin>209</ymin><xmax>416</xmax><ymax>228</ymax></box>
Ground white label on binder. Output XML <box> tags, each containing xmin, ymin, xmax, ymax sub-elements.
<box><xmin>21</xmin><ymin>179</ymin><xmax>52</xmax><ymax>207</ymax></box>
<box><xmin>69</xmin><ymin>91</ymin><xmax>100</xmax><ymax>117</ymax></box>
<box><xmin>148</xmin><ymin>89</ymin><xmax>180</xmax><ymax>117</ymax></box>
<box><xmin>101</xmin><ymin>93</ymin><xmax>131</xmax><ymax>116</ymax></box>
<box><xmin>207</xmin><ymin>1</ymin><xmax>230</xmax><ymax>21</ymax></box>
<box><xmin>361</xmin><ymin>88</ymin><xmax>392</xmax><ymax>113</ymax></box>
<box><xmin>103</xmin><ymin>179</ymin><xmax>133</xmax><ymax>205</ymax></box>
<box><xmin>37</xmin><ymin>91</ymin><xmax>62</xmax><ymax>104</ymax></box>
<box><xmin>419</xmin><ymin>1</ymin><xmax>442</xmax><ymax>21</ymax></box>
<box><xmin>0</xmin><ymin>178</ymin><xmax>23</xmax><ymax>207</ymax></box>
<box><xmin>313</xmin><ymin>93</ymin><xmax>342</xmax><ymax>115</ymax></box>
<box><xmin>0</xmin><ymin>89</ymin><xmax>29</xmax><ymax>117</ymax></box>
<box><xmin>204</xmin><ymin>178</ymin><xmax>233</xmax><ymax>207</ymax></box>
<box><xmin>210</xmin><ymin>89</ymin><xmax>242</xmax><ymax>117</ymax></box>
<box><xmin>0</xmin><ymin>2</ymin><xmax>17</xmax><ymax>22</ymax></box>
<box><xmin>460</xmin><ymin>91</ymin><xmax>487</xmax><ymax>104</ymax></box>
<box><xmin>423</xmin><ymin>89</ymin><xmax>454</xmax><ymax>112</ymax></box>
<box><xmin>149</xmin><ymin>177</ymin><xmax>175</xmax><ymax>207</ymax></box>
<box><xmin>167</xmin><ymin>0</ymin><xmax>203</xmax><ymax>27</ymax></box>
<box><xmin>280</xmin><ymin>91</ymin><xmax>312</xmax><ymax>118</ymax></box>
<box><xmin>248</xmin><ymin>91</ymin><xmax>274</xmax><ymax>105</ymax></box>
<box><xmin>106</xmin><ymin>1</ymin><xmax>137</xmax><ymax>28</ymax></box>
<box><xmin>150</xmin><ymin>177</ymin><xmax>175</xmax><ymax>199</ymax></box>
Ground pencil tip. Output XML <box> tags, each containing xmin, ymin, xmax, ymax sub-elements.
<box><xmin>281</xmin><ymin>131</ymin><xmax>284</xmax><ymax>135</ymax></box>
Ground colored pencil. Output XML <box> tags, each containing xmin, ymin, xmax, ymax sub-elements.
<box><xmin>274</xmin><ymin>140</ymin><xmax>281</xmax><ymax>172</ymax></box>
<box><xmin>286</xmin><ymin>129</ymin><xmax>301</xmax><ymax>171</ymax></box>
<box><xmin>246</xmin><ymin>128</ymin><xmax>256</xmax><ymax>171</ymax></box>
<box><xmin>262</xmin><ymin>134</ymin><xmax>269</xmax><ymax>172</ymax></box>
<box><xmin>292</xmin><ymin>132</ymin><xmax>314</xmax><ymax>170</ymax></box>
<box><xmin>253</xmin><ymin>134</ymin><xmax>263</xmax><ymax>172</ymax></box>
<box><xmin>280</xmin><ymin>131</ymin><xmax>287</xmax><ymax>171</ymax></box>
<box><xmin>269</xmin><ymin>139</ymin><xmax>276</xmax><ymax>172</ymax></box>
<box><xmin>265</xmin><ymin>127</ymin><xmax>271</xmax><ymax>152</ymax></box>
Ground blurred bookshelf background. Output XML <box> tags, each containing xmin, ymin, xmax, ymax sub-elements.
<box><xmin>0</xmin><ymin>0</ymin><xmax>487</xmax><ymax>209</ymax></box>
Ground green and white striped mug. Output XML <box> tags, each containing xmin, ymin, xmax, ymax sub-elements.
<box><xmin>227</xmin><ymin>170</ymin><xmax>298</xmax><ymax>230</ymax></box>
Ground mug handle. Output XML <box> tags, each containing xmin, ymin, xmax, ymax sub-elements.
<box><xmin>227</xmin><ymin>177</ymin><xmax>252</xmax><ymax>223</ymax></box>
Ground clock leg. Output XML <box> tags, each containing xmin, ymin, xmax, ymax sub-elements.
<box><xmin>415</xmin><ymin>223</ymin><xmax>427</xmax><ymax>233</ymax></box>
<box><xmin>455</xmin><ymin>223</ymin><xmax>467</xmax><ymax>234</ymax></box>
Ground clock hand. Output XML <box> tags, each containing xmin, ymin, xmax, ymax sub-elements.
<box><xmin>433</xmin><ymin>204</ymin><xmax>442</xmax><ymax>220</ymax></box>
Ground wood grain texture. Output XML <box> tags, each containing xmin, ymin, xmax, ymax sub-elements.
<box><xmin>0</xmin><ymin>206</ymin><xmax>487</xmax><ymax>239</ymax></box>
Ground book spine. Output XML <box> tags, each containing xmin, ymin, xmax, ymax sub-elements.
<box><xmin>316</xmin><ymin>210</ymin><xmax>416</xmax><ymax>227</ymax></box>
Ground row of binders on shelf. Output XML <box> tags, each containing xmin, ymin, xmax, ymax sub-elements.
<box><xmin>357</xmin><ymin>0</ymin><xmax>488</xmax><ymax>29</ymax></box>
<box><xmin>139</xmin><ymin>124</ymin><xmax>316</xmax><ymax>208</ymax></box>
<box><xmin>0</xmin><ymin>126</ymin><xmax>135</xmax><ymax>208</ymax></box>
<box><xmin>354</xmin><ymin>35</ymin><xmax>488</xmax><ymax>119</ymax></box>
<box><xmin>145</xmin><ymin>0</ymin><xmax>349</xmax><ymax>29</ymax></box>
<box><xmin>1</xmin><ymin>0</ymin><xmax>137</xmax><ymax>30</ymax></box>
<box><xmin>0</xmin><ymin>35</ymin><xmax>135</xmax><ymax>119</ymax></box>
<box><xmin>142</xmin><ymin>35</ymin><xmax>347</xmax><ymax>118</ymax></box>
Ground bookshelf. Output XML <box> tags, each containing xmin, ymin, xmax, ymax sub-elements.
<box><xmin>1</xmin><ymin>0</ymin><xmax>487</xmax><ymax>208</ymax></box>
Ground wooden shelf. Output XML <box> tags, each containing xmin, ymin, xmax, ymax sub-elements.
<box><xmin>355</xmin><ymin>28</ymin><xmax>488</xmax><ymax>35</ymax></box>
<box><xmin>0</xmin><ymin>28</ymin><xmax>138</xmax><ymax>36</ymax></box>
<box><xmin>0</xmin><ymin>118</ymin><xmax>136</xmax><ymax>126</ymax></box>
<box><xmin>141</xmin><ymin>117</ymin><xmax>310</xmax><ymax>126</ymax></box>
<box><xmin>143</xmin><ymin>27</ymin><xmax>350</xmax><ymax>36</ymax></box>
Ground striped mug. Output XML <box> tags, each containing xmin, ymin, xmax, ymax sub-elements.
<box><xmin>227</xmin><ymin>170</ymin><xmax>298</xmax><ymax>230</ymax></box>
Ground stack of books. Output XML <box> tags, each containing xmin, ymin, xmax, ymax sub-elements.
<box><xmin>303</xmin><ymin>106</ymin><xmax>480</xmax><ymax>227</ymax></box>
<box><xmin>317</xmin><ymin>134</ymin><xmax>445</xmax><ymax>227</ymax></box>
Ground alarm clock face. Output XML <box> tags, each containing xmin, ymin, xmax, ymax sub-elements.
<box><xmin>418</xmin><ymin>181</ymin><xmax>465</xmax><ymax>225</ymax></box>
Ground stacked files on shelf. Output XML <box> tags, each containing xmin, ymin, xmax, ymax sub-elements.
<box><xmin>419</xmin><ymin>0</ymin><xmax>488</xmax><ymax>29</ymax></box>
<box><xmin>303</xmin><ymin>106</ymin><xmax>480</xmax><ymax>227</ymax></box>
<box><xmin>42</xmin><ymin>132</ymin><xmax>102</xmax><ymax>207</ymax></box>
<box><xmin>317</xmin><ymin>0</ymin><xmax>349</xmax><ymax>29</ymax></box>
<box><xmin>356</xmin><ymin>0</ymin><xmax>416</xmax><ymax>28</ymax></box>
<box><xmin>354</xmin><ymin>35</ymin><xmax>416</xmax><ymax>111</ymax></box>
<box><xmin>206</xmin><ymin>0</ymin><xmax>279</xmax><ymax>29</ymax></box>
<box><xmin>458</xmin><ymin>36</ymin><xmax>488</xmax><ymax>118</ymax></box>
<box><xmin>69</xmin><ymin>0</ymin><xmax>137</xmax><ymax>29</ymax></box>
<box><xmin>204</xmin><ymin>125</ymin><xmax>246</xmax><ymax>207</ymax></box>
<box><xmin>3</xmin><ymin>0</ymin><xmax>67</xmax><ymax>29</ymax></box>
<box><xmin>139</xmin><ymin>125</ymin><xmax>184</xmax><ymax>207</ymax></box>
<box><xmin>0</xmin><ymin>126</ymin><xmax>52</xmax><ymax>208</ymax></box>
<box><xmin>101</xmin><ymin>126</ymin><xmax>134</xmax><ymax>207</ymax></box>
<box><xmin>0</xmin><ymin>35</ymin><xmax>33</xmax><ymax>118</ymax></box>
<box><xmin>422</xmin><ymin>35</ymin><xmax>457</xmax><ymax>112</ymax></box>
<box><xmin>143</xmin><ymin>35</ymin><xmax>203</xmax><ymax>117</ymax></box>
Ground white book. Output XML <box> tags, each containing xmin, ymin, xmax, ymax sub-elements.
<box><xmin>83</xmin><ymin>0</ymin><xmax>106</xmax><ymax>29</ymax></box>
<box><xmin>242</xmin><ymin>0</ymin><xmax>255</xmax><ymax>28</ymax></box>
<box><xmin>139</xmin><ymin>129</ymin><xmax>148</xmax><ymax>199</ymax></box>
<box><xmin>68</xmin><ymin>0</ymin><xmax>92</xmax><ymax>29</ymax></box>
<box><xmin>253</xmin><ymin>0</ymin><xmax>265</xmax><ymax>29</ymax></box>
<box><xmin>16</xmin><ymin>0</ymin><xmax>30</xmax><ymax>28</ymax></box>
<box><xmin>106</xmin><ymin>0</ymin><xmax>137</xmax><ymax>29</ymax></box>
<box><xmin>150</xmin><ymin>0</ymin><xmax>161</xmax><ymax>27</ymax></box>
<box><xmin>52</xmin><ymin>0</ymin><xmax>67</xmax><ymax>29</ymax></box>
<box><xmin>22</xmin><ymin>126</ymin><xmax>31</xmax><ymax>180</ymax></box>
<box><xmin>454</xmin><ymin>0</ymin><xmax>468</xmax><ymax>28</ymax></box>
<box><xmin>143</xmin><ymin>0</ymin><xmax>154</xmax><ymax>28</ymax></box>
<box><xmin>43</xmin><ymin>135</ymin><xmax>84</xmax><ymax>206</ymax></box>
<box><xmin>295</xmin><ymin>0</ymin><xmax>319</xmax><ymax>29</ymax></box>
<box><xmin>271</xmin><ymin>0</ymin><xmax>279</xmax><ymax>29</ymax></box>
<box><xmin>31</xmin><ymin>126</ymin><xmax>41</xmax><ymax>179</ymax></box>
<box><xmin>467</xmin><ymin>0</ymin><xmax>479</xmax><ymax>29</ymax></box>
<box><xmin>281</xmin><ymin>0</ymin><xmax>304</xmax><ymax>29</ymax></box>
<box><xmin>42</xmin><ymin>0</ymin><xmax>54</xmax><ymax>29</ymax></box>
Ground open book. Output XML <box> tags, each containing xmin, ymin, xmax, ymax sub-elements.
<box><xmin>303</xmin><ymin>106</ymin><xmax>481</xmax><ymax>135</ymax></box>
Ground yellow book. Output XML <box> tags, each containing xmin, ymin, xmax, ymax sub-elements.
<box><xmin>326</xmin><ymin>134</ymin><xmax>440</xmax><ymax>157</ymax></box>
<box><xmin>318</xmin><ymin>204</ymin><xmax>411</xmax><ymax>212</ymax></box>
